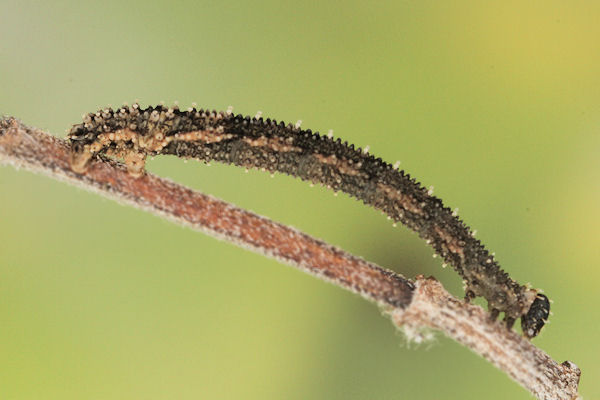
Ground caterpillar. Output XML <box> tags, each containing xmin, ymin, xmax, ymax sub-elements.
<box><xmin>67</xmin><ymin>103</ymin><xmax>550</xmax><ymax>338</ymax></box>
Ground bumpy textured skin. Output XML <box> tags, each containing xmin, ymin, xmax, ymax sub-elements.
<box><xmin>68</xmin><ymin>104</ymin><xmax>549</xmax><ymax>337</ymax></box>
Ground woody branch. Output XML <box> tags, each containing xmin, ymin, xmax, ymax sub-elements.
<box><xmin>0</xmin><ymin>116</ymin><xmax>581</xmax><ymax>400</ymax></box>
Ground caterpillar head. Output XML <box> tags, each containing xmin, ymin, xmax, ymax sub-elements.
<box><xmin>521</xmin><ymin>293</ymin><xmax>550</xmax><ymax>339</ymax></box>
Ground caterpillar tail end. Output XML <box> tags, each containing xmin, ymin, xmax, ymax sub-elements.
<box><xmin>124</xmin><ymin>151</ymin><xmax>147</xmax><ymax>178</ymax></box>
<box><xmin>70</xmin><ymin>148</ymin><xmax>92</xmax><ymax>174</ymax></box>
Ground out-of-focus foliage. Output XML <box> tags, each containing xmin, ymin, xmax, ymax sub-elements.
<box><xmin>1</xmin><ymin>1</ymin><xmax>598</xmax><ymax>398</ymax></box>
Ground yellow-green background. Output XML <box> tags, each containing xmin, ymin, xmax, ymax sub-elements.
<box><xmin>1</xmin><ymin>1</ymin><xmax>598</xmax><ymax>399</ymax></box>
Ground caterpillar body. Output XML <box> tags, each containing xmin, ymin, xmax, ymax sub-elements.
<box><xmin>67</xmin><ymin>103</ymin><xmax>550</xmax><ymax>338</ymax></box>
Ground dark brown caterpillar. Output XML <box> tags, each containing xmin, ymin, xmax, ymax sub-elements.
<box><xmin>67</xmin><ymin>103</ymin><xmax>550</xmax><ymax>338</ymax></box>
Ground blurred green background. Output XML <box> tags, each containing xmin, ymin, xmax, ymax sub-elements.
<box><xmin>1</xmin><ymin>1</ymin><xmax>598</xmax><ymax>399</ymax></box>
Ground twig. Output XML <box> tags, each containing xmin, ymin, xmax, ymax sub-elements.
<box><xmin>393</xmin><ymin>278</ymin><xmax>581</xmax><ymax>400</ymax></box>
<box><xmin>0</xmin><ymin>117</ymin><xmax>581</xmax><ymax>400</ymax></box>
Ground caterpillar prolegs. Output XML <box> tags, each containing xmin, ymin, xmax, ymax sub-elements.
<box><xmin>67</xmin><ymin>103</ymin><xmax>550</xmax><ymax>338</ymax></box>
